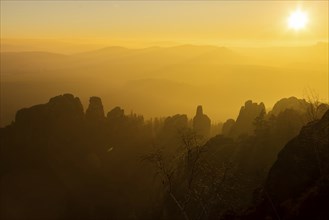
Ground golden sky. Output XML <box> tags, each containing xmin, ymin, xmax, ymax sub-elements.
<box><xmin>1</xmin><ymin>1</ymin><xmax>328</xmax><ymax>47</ymax></box>
<box><xmin>1</xmin><ymin>1</ymin><xmax>328</xmax><ymax>125</ymax></box>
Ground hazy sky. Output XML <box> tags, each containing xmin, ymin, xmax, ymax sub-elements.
<box><xmin>1</xmin><ymin>1</ymin><xmax>328</xmax><ymax>47</ymax></box>
<box><xmin>1</xmin><ymin>1</ymin><xmax>328</xmax><ymax>125</ymax></box>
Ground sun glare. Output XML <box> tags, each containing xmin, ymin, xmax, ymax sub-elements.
<box><xmin>288</xmin><ymin>8</ymin><xmax>308</xmax><ymax>31</ymax></box>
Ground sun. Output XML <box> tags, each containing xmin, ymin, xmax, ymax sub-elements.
<box><xmin>288</xmin><ymin>8</ymin><xmax>308</xmax><ymax>31</ymax></box>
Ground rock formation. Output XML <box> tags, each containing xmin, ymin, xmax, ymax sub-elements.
<box><xmin>107</xmin><ymin>106</ymin><xmax>124</xmax><ymax>120</ymax></box>
<box><xmin>266</xmin><ymin>110</ymin><xmax>329</xmax><ymax>204</ymax></box>
<box><xmin>192</xmin><ymin>105</ymin><xmax>211</xmax><ymax>138</ymax></box>
<box><xmin>222</xmin><ymin>119</ymin><xmax>235</xmax><ymax>136</ymax></box>
<box><xmin>270</xmin><ymin>97</ymin><xmax>307</xmax><ymax>116</ymax></box>
<box><xmin>229</xmin><ymin>100</ymin><xmax>266</xmax><ymax>137</ymax></box>
<box><xmin>85</xmin><ymin>96</ymin><xmax>105</xmax><ymax>122</ymax></box>
<box><xmin>14</xmin><ymin>93</ymin><xmax>84</xmax><ymax>133</ymax></box>
<box><xmin>163</xmin><ymin>114</ymin><xmax>188</xmax><ymax>133</ymax></box>
<box><xmin>239</xmin><ymin>110</ymin><xmax>329</xmax><ymax>220</ymax></box>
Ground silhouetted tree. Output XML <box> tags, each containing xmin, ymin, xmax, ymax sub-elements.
<box><xmin>253</xmin><ymin>109</ymin><xmax>269</xmax><ymax>136</ymax></box>
<box><xmin>302</xmin><ymin>89</ymin><xmax>328</xmax><ymax>121</ymax></box>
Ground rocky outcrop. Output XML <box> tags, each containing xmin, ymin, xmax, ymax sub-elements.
<box><xmin>229</xmin><ymin>100</ymin><xmax>265</xmax><ymax>137</ymax></box>
<box><xmin>266</xmin><ymin>110</ymin><xmax>329</xmax><ymax>204</ymax></box>
<box><xmin>107</xmin><ymin>107</ymin><xmax>124</xmax><ymax>120</ymax></box>
<box><xmin>85</xmin><ymin>96</ymin><xmax>105</xmax><ymax>122</ymax></box>
<box><xmin>14</xmin><ymin>93</ymin><xmax>84</xmax><ymax>133</ymax></box>
<box><xmin>238</xmin><ymin>110</ymin><xmax>329</xmax><ymax>220</ymax></box>
<box><xmin>269</xmin><ymin>97</ymin><xmax>307</xmax><ymax>116</ymax></box>
<box><xmin>0</xmin><ymin>94</ymin><xmax>110</xmax><ymax>220</ymax></box>
<box><xmin>192</xmin><ymin>105</ymin><xmax>211</xmax><ymax>138</ymax></box>
<box><xmin>317</xmin><ymin>103</ymin><xmax>329</xmax><ymax>119</ymax></box>
<box><xmin>163</xmin><ymin>114</ymin><xmax>188</xmax><ymax>133</ymax></box>
<box><xmin>270</xmin><ymin>97</ymin><xmax>329</xmax><ymax>121</ymax></box>
<box><xmin>222</xmin><ymin>119</ymin><xmax>235</xmax><ymax>136</ymax></box>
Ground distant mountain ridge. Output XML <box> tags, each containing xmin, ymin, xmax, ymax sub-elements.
<box><xmin>1</xmin><ymin>43</ymin><xmax>328</xmax><ymax>126</ymax></box>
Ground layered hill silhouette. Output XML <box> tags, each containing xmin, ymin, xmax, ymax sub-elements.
<box><xmin>1</xmin><ymin>43</ymin><xmax>328</xmax><ymax>127</ymax></box>
<box><xmin>1</xmin><ymin>93</ymin><xmax>328</xmax><ymax>219</ymax></box>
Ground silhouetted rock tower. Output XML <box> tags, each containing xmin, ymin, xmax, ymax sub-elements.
<box><xmin>193</xmin><ymin>105</ymin><xmax>211</xmax><ymax>138</ymax></box>
<box><xmin>86</xmin><ymin>96</ymin><xmax>105</xmax><ymax>122</ymax></box>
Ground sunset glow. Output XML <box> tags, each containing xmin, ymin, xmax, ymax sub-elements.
<box><xmin>1</xmin><ymin>1</ymin><xmax>329</xmax><ymax>219</ymax></box>
<box><xmin>288</xmin><ymin>8</ymin><xmax>309</xmax><ymax>30</ymax></box>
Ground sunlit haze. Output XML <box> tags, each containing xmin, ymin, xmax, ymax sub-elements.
<box><xmin>1</xmin><ymin>2</ymin><xmax>329</xmax><ymax>219</ymax></box>
<box><xmin>0</xmin><ymin>1</ymin><xmax>328</xmax><ymax>126</ymax></box>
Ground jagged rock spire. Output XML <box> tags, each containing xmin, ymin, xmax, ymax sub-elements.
<box><xmin>193</xmin><ymin>105</ymin><xmax>211</xmax><ymax>138</ymax></box>
<box><xmin>85</xmin><ymin>96</ymin><xmax>105</xmax><ymax>122</ymax></box>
